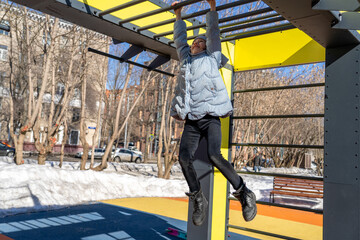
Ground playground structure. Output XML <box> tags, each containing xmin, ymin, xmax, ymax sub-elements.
<box><xmin>8</xmin><ymin>0</ymin><xmax>360</xmax><ymax>239</ymax></box>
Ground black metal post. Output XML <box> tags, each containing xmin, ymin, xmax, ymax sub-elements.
<box><xmin>88</xmin><ymin>48</ymin><xmax>174</xmax><ymax>77</ymax></box>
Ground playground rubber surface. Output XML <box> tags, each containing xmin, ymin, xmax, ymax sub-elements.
<box><xmin>0</xmin><ymin>197</ymin><xmax>322</xmax><ymax>240</ymax></box>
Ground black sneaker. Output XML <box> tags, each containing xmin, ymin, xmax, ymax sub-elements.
<box><xmin>233</xmin><ymin>184</ymin><xmax>257</xmax><ymax>222</ymax></box>
<box><xmin>186</xmin><ymin>189</ymin><xmax>208</xmax><ymax>226</ymax></box>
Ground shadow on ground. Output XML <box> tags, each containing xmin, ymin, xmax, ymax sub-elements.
<box><xmin>0</xmin><ymin>203</ymin><xmax>187</xmax><ymax>240</ymax></box>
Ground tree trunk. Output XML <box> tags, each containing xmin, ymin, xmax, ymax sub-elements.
<box><xmin>59</xmin><ymin>121</ymin><xmax>68</xmax><ymax>168</ymax></box>
<box><xmin>94</xmin><ymin>56</ymin><xmax>139</xmax><ymax>170</ymax></box>
<box><xmin>15</xmin><ymin>134</ymin><xmax>25</xmax><ymax>165</ymax></box>
<box><xmin>38</xmin><ymin>152</ymin><xmax>47</xmax><ymax>165</ymax></box>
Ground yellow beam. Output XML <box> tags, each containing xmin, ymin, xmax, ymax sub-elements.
<box><xmin>234</xmin><ymin>28</ymin><xmax>325</xmax><ymax>71</ymax></box>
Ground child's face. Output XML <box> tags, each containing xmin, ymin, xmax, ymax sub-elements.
<box><xmin>191</xmin><ymin>38</ymin><xmax>206</xmax><ymax>54</ymax></box>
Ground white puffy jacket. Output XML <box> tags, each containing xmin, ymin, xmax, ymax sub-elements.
<box><xmin>170</xmin><ymin>11</ymin><xmax>233</xmax><ymax>120</ymax></box>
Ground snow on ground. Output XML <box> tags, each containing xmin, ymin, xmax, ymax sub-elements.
<box><xmin>0</xmin><ymin>157</ymin><xmax>323</xmax><ymax>218</ymax></box>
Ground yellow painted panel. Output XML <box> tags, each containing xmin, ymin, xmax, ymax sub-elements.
<box><xmin>234</xmin><ymin>28</ymin><xmax>325</xmax><ymax>71</ymax></box>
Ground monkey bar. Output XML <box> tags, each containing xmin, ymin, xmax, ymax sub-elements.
<box><xmin>9</xmin><ymin>0</ymin><xmax>360</xmax><ymax>239</ymax></box>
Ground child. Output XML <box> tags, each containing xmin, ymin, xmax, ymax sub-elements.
<box><xmin>171</xmin><ymin>0</ymin><xmax>257</xmax><ymax>226</ymax></box>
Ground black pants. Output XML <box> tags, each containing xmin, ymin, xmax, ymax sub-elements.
<box><xmin>179</xmin><ymin>115</ymin><xmax>243</xmax><ymax>193</ymax></box>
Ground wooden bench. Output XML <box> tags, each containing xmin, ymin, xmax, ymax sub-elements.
<box><xmin>270</xmin><ymin>177</ymin><xmax>323</xmax><ymax>203</ymax></box>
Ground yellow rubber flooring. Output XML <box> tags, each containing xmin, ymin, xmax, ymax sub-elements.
<box><xmin>101</xmin><ymin>197</ymin><xmax>323</xmax><ymax>240</ymax></box>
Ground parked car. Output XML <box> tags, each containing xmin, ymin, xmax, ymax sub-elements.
<box><xmin>0</xmin><ymin>142</ymin><xmax>15</xmax><ymax>157</ymax></box>
<box><xmin>112</xmin><ymin>148</ymin><xmax>142</xmax><ymax>163</ymax></box>
<box><xmin>75</xmin><ymin>148</ymin><xmax>105</xmax><ymax>159</ymax></box>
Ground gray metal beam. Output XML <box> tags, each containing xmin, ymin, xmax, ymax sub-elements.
<box><xmin>323</xmin><ymin>44</ymin><xmax>360</xmax><ymax>240</ymax></box>
<box><xmin>262</xmin><ymin>0</ymin><xmax>360</xmax><ymax>48</ymax></box>
<box><xmin>313</xmin><ymin>0</ymin><xmax>360</xmax><ymax>12</ymax></box>
<box><xmin>118</xmin><ymin>0</ymin><xmax>203</xmax><ymax>25</ymax></box>
<box><xmin>137</xmin><ymin>0</ymin><xmax>258</xmax><ymax>32</ymax></box>
<box><xmin>97</xmin><ymin>0</ymin><xmax>147</xmax><ymax>17</ymax></box>
<box><xmin>221</xmin><ymin>24</ymin><xmax>295</xmax><ymax>43</ymax></box>
<box><xmin>219</xmin><ymin>16</ymin><xmax>286</xmax><ymax>34</ymax></box>
<box><xmin>167</xmin><ymin>22</ymin><xmax>295</xmax><ymax>44</ymax></box>
<box><xmin>121</xmin><ymin>45</ymin><xmax>144</xmax><ymax>61</ymax></box>
<box><xmin>11</xmin><ymin>0</ymin><xmax>180</xmax><ymax>60</ymax></box>
<box><xmin>333</xmin><ymin>12</ymin><xmax>360</xmax><ymax>30</ymax></box>
<box><xmin>147</xmin><ymin>55</ymin><xmax>170</xmax><ymax>70</ymax></box>
<box><xmin>153</xmin><ymin>8</ymin><xmax>277</xmax><ymax>38</ymax></box>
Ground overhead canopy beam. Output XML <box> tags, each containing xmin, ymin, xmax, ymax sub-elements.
<box><xmin>167</xmin><ymin>23</ymin><xmax>295</xmax><ymax>44</ymax></box>
<box><xmin>262</xmin><ymin>0</ymin><xmax>360</xmax><ymax>48</ymax></box>
<box><xmin>219</xmin><ymin>16</ymin><xmax>286</xmax><ymax>35</ymax></box>
<box><xmin>153</xmin><ymin>8</ymin><xmax>276</xmax><ymax>38</ymax></box>
<box><xmin>333</xmin><ymin>12</ymin><xmax>360</xmax><ymax>30</ymax></box>
<box><xmin>313</xmin><ymin>0</ymin><xmax>360</xmax><ymax>12</ymax></box>
<box><xmin>137</xmin><ymin>0</ymin><xmax>258</xmax><ymax>31</ymax></box>
<box><xmin>222</xmin><ymin>24</ymin><xmax>295</xmax><ymax>42</ymax></box>
<box><xmin>118</xmin><ymin>0</ymin><xmax>203</xmax><ymax>25</ymax></box>
<box><xmin>97</xmin><ymin>0</ymin><xmax>147</xmax><ymax>17</ymax></box>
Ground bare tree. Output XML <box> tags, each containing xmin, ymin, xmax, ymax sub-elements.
<box><xmin>93</xmin><ymin>70</ymin><xmax>161</xmax><ymax>171</ymax></box>
<box><xmin>90</xmin><ymin>56</ymin><xmax>108</xmax><ymax>168</ymax></box>
<box><xmin>8</xmin><ymin>11</ymin><xmax>59</xmax><ymax>164</ymax></box>
<box><xmin>156</xmin><ymin>62</ymin><xmax>179</xmax><ymax>179</ymax></box>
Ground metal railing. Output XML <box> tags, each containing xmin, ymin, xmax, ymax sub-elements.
<box><xmin>228</xmin><ymin>81</ymin><xmax>325</xmax><ymax>239</ymax></box>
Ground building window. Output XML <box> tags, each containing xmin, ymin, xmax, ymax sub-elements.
<box><xmin>72</xmin><ymin>108</ymin><xmax>80</xmax><ymax>122</ymax></box>
<box><xmin>74</xmin><ymin>88</ymin><xmax>80</xmax><ymax>99</ymax></box>
<box><xmin>69</xmin><ymin>130</ymin><xmax>79</xmax><ymax>145</ymax></box>
<box><xmin>0</xmin><ymin>45</ymin><xmax>8</xmax><ymax>61</ymax></box>
<box><xmin>56</xmin><ymin>83</ymin><xmax>65</xmax><ymax>95</ymax></box>
<box><xmin>0</xmin><ymin>20</ymin><xmax>9</xmax><ymax>36</ymax></box>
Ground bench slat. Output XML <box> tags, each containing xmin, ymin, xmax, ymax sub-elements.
<box><xmin>270</xmin><ymin>176</ymin><xmax>324</xmax><ymax>203</ymax></box>
<box><xmin>275</xmin><ymin>183</ymin><xmax>323</xmax><ymax>190</ymax></box>
<box><xmin>271</xmin><ymin>190</ymin><xmax>323</xmax><ymax>199</ymax></box>
<box><xmin>273</xmin><ymin>187</ymin><xmax>323</xmax><ymax>194</ymax></box>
